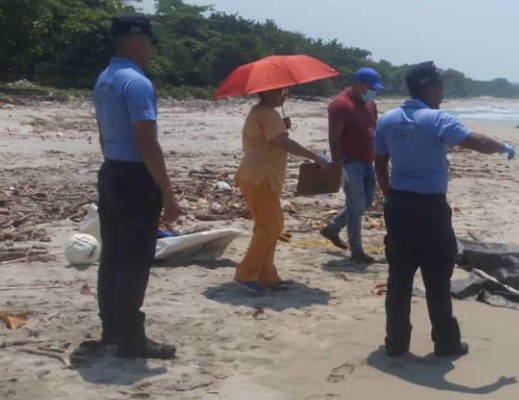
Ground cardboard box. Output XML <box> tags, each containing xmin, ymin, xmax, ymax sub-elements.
<box><xmin>295</xmin><ymin>161</ymin><xmax>342</xmax><ymax>196</ymax></box>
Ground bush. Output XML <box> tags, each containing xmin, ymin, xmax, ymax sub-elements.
<box><xmin>157</xmin><ymin>85</ymin><xmax>214</xmax><ymax>99</ymax></box>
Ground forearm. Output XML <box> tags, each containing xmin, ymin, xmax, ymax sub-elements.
<box><xmin>328</xmin><ymin>115</ymin><xmax>344</xmax><ymax>162</ymax></box>
<box><xmin>329</xmin><ymin>135</ymin><xmax>342</xmax><ymax>162</ymax></box>
<box><xmin>97</xmin><ymin>121</ymin><xmax>105</xmax><ymax>156</ymax></box>
<box><xmin>374</xmin><ymin>157</ymin><xmax>390</xmax><ymax>198</ymax></box>
<box><xmin>99</xmin><ymin>136</ymin><xmax>105</xmax><ymax>155</ymax></box>
<box><xmin>376</xmin><ymin>169</ymin><xmax>390</xmax><ymax>198</ymax></box>
<box><xmin>460</xmin><ymin>132</ymin><xmax>506</xmax><ymax>154</ymax></box>
<box><xmin>283</xmin><ymin>138</ymin><xmax>321</xmax><ymax>162</ymax></box>
<box><xmin>138</xmin><ymin>141</ymin><xmax>173</xmax><ymax>194</ymax></box>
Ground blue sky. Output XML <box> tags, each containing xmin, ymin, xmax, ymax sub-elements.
<box><xmin>133</xmin><ymin>0</ymin><xmax>519</xmax><ymax>83</ymax></box>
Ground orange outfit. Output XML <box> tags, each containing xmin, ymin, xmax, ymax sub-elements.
<box><xmin>234</xmin><ymin>103</ymin><xmax>288</xmax><ymax>285</ymax></box>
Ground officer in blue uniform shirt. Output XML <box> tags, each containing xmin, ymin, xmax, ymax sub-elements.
<box><xmin>92</xmin><ymin>14</ymin><xmax>180</xmax><ymax>359</ymax></box>
<box><xmin>374</xmin><ymin>61</ymin><xmax>515</xmax><ymax>357</ymax></box>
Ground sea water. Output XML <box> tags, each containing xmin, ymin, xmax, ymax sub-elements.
<box><xmin>445</xmin><ymin>99</ymin><xmax>519</xmax><ymax>125</ymax></box>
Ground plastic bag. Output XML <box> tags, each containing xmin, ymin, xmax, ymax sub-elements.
<box><xmin>79</xmin><ymin>204</ymin><xmax>101</xmax><ymax>243</ymax></box>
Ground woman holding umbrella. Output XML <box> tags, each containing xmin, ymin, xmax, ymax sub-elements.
<box><xmin>215</xmin><ymin>55</ymin><xmax>339</xmax><ymax>294</ymax></box>
<box><xmin>233</xmin><ymin>87</ymin><xmax>329</xmax><ymax>293</ymax></box>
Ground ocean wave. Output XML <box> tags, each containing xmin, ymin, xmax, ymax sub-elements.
<box><xmin>446</xmin><ymin>102</ymin><xmax>519</xmax><ymax>122</ymax></box>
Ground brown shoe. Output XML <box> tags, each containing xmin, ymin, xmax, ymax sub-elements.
<box><xmin>320</xmin><ymin>227</ymin><xmax>348</xmax><ymax>249</ymax></box>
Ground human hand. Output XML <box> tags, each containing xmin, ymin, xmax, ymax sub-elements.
<box><xmin>501</xmin><ymin>143</ymin><xmax>515</xmax><ymax>160</ymax></box>
<box><xmin>161</xmin><ymin>191</ymin><xmax>181</xmax><ymax>227</ymax></box>
<box><xmin>315</xmin><ymin>157</ymin><xmax>330</xmax><ymax>170</ymax></box>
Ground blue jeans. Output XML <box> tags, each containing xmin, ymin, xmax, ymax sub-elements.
<box><xmin>325</xmin><ymin>160</ymin><xmax>376</xmax><ymax>253</ymax></box>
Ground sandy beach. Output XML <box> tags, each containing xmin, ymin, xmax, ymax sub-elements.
<box><xmin>1</xmin><ymin>95</ymin><xmax>519</xmax><ymax>400</ymax></box>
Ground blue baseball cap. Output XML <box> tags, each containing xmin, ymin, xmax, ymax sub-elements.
<box><xmin>354</xmin><ymin>67</ymin><xmax>384</xmax><ymax>91</ymax></box>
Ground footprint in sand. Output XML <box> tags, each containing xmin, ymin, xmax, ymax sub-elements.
<box><xmin>306</xmin><ymin>395</ymin><xmax>340</xmax><ymax>400</ymax></box>
<box><xmin>326</xmin><ymin>361</ymin><xmax>356</xmax><ymax>383</ymax></box>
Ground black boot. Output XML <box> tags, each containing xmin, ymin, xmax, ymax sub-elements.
<box><xmin>116</xmin><ymin>338</ymin><xmax>176</xmax><ymax>360</ymax></box>
<box><xmin>434</xmin><ymin>341</ymin><xmax>469</xmax><ymax>357</ymax></box>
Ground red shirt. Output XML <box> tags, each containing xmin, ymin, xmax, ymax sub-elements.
<box><xmin>328</xmin><ymin>88</ymin><xmax>378</xmax><ymax>163</ymax></box>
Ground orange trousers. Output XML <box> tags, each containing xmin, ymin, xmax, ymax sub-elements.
<box><xmin>235</xmin><ymin>180</ymin><xmax>284</xmax><ymax>286</ymax></box>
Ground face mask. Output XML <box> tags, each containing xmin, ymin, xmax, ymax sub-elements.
<box><xmin>361</xmin><ymin>90</ymin><xmax>377</xmax><ymax>102</ymax></box>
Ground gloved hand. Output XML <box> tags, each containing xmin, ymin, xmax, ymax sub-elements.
<box><xmin>319</xmin><ymin>150</ymin><xmax>332</xmax><ymax>162</ymax></box>
<box><xmin>502</xmin><ymin>143</ymin><xmax>515</xmax><ymax>160</ymax></box>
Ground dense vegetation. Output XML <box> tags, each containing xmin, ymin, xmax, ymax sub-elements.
<box><xmin>2</xmin><ymin>0</ymin><xmax>519</xmax><ymax>98</ymax></box>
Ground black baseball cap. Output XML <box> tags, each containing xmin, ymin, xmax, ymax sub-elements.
<box><xmin>405</xmin><ymin>61</ymin><xmax>443</xmax><ymax>91</ymax></box>
<box><xmin>110</xmin><ymin>13</ymin><xmax>159</xmax><ymax>44</ymax></box>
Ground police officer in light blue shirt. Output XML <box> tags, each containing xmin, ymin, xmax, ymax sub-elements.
<box><xmin>94</xmin><ymin>57</ymin><xmax>158</xmax><ymax>162</ymax></box>
<box><xmin>92</xmin><ymin>14</ymin><xmax>180</xmax><ymax>360</ymax></box>
<box><xmin>374</xmin><ymin>61</ymin><xmax>515</xmax><ymax>358</ymax></box>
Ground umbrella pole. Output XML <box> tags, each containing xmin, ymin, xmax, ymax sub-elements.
<box><xmin>281</xmin><ymin>103</ymin><xmax>292</xmax><ymax>130</ymax></box>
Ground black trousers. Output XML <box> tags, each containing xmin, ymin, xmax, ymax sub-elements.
<box><xmin>384</xmin><ymin>189</ymin><xmax>461</xmax><ymax>352</ymax></box>
<box><xmin>97</xmin><ymin>160</ymin><xmax>161</xmax><ymax>348</ymax></box>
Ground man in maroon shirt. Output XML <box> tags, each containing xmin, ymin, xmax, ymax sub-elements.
<box><xmin>320</xmin><ymin>67</ymin><xmax>383</xmax><ymax>263</ymax></box>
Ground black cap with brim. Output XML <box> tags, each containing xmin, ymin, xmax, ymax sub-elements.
<box><xmin>405</xmin><ymin>61</ymin><xmax>443</xmax><ymax>91</ymax></box>
<box><xmin>110</xmin><ymin>13</ymin><xmax>159</xmax><ymax>44</ymax></box>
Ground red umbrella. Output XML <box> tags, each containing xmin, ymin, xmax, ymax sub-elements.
<box><xmin>214</xmin><ymin>54</ymin><xmax>339</xmax><ymax>99</ymax></box>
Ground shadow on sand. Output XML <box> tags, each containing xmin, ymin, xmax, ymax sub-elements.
<box><xmin>321</xmin><ymin>250</ymin><xmax>384</xmax><ymax>275</ymax></box>
<box><xmin>69</xmin><ymin>344</ymin><xmax>167</xmax><ymax>386</ymax></box>
<box><xmin>204</xmin><ymin>280</ymin><xmax>330</xmax><ymax>311</ymax></box>
<box><xmin>154</xmin><ymin>257</ymin><xmax>238</xmax><ymax>269</ymax></box>
<box><xmin>367</xmin><ymin>346</ymin><xmax>517</xmax><ymax>394</ymax></box>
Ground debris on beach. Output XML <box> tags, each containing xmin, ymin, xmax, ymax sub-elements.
<box><xmin>0</xmin><ymin>163</ymin><xmax>387</xmax><ymax>263</ymax></box>
<box><xmin>0</xmin><ymin>311</ymin><xmax>29</xmax><ymax>329</ymax></box>
<box><xmin>0</xmin><ymin>97</ymin><xmax>389</xmax><ymax>266</ymax></box>
<box><xmin>0</xmin><ymin>180</ymin><xmax>96</xmax><ymax>263</ymax></box>
<box><xmin>372</xmin><ymin>281</ymin><xmax>387</xmax><ymax>296</ymax></box>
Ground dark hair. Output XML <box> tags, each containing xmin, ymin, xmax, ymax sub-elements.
<box><xmin>408</xmin><ymin>84</ymin><xmax>423</xmax><ymax>99</ymax></box>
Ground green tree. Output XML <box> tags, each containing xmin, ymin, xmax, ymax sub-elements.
<box><xmin>202</xmin><ymin>34</ymin><xmax>268</xmax><ymax>84</ymax></box>
<box><xmin>42</xmin><ymin>0</ymin><xmax>124</xmax><ymax>86</ymax></box>
<box><xmin>442</xmin><ymin>69</ymin><xmax>468</xmax><ymax>98</ymax></box>
<box><xmin>151</xmin><ymin>0</ymin><xmax>217</xmax><ymax>85</ymax></box>
<box><xmin>0</xmin><ymin>0</ymin><xmax>126</xmax><ymax>85</ymax></box>
<box><xmin>0</xmin><ymin>0</ymin><xmax>56</xmax><ymax>79</ymax></box>
<box><xmin>2</xmin><ymin>0</ymin><xmax>518</xmax><ymax>97</ymax></box>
